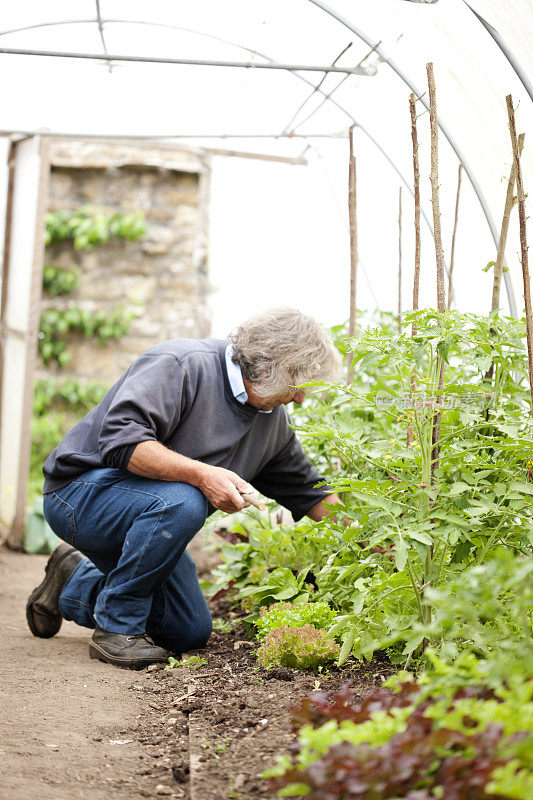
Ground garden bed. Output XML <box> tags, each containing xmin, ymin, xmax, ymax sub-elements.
<box><xmin>128</xmin><ymin>598</ymin><xmax>394</xmax><ymax>800</ymax></box>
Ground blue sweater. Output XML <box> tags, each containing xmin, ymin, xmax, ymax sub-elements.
<box><xmin>43</xmin><ymin>338</ymin><xmax>330</xmax><ymax>521</ymax></box>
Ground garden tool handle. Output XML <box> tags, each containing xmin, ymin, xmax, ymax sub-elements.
<box><xmin>240</xmin><ymin>491</ymin><xmax>266</xmax><ymax>511</ymax></box>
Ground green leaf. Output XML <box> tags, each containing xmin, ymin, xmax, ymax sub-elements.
<box><xmin>394</xmin><ymin>537</ymin><xmax>408</xmax><ymax>571</ymax></box>
<box><xmin>509</xmin><ymin>482</ymin><xmax>533</xmax><ymax>496</ymax></box>
<box><xmin>402</xmin><ymin>631</ymin><xmax>425</xmax><ymax>655</ymax></box>
<box><xmin>406</xmin><ymin>529</ymin><xmax>434</xmax><ymax>546</ymax></box>
<box><xmin>448</xmin><ymin>482</ymin><xmax>473</xmax><ymax>496</ymax></box>
<box><xmin>338</xmin><ymin>628</ymin><xmax>358</xmax><ymax>666</ymax></box>
<box><xmin>274</xmin><ymin>587</ymin><xmax>301</xmax><ymax>600</ymax></box>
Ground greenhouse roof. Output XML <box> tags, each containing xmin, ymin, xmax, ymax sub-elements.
<box><xmin>1</xmin><ymin>0</ymin><xmax>532</xmax><ymax>313</ymax></box>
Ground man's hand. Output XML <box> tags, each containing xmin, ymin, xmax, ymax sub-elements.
<box><xmin>127</xmin><ymin>441</ymin><xmax>252</xmax><ymax>514</ymax></box>
<box><xmin>196</xmin><ymin>465</ymin><xmax>252</xmax><ymax>513</ymax></box>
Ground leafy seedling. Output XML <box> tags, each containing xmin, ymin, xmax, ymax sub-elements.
<box><xmin>165</xmin><ymin>655</ymin><xmax>208</xmax><ymax>670</ymax></box>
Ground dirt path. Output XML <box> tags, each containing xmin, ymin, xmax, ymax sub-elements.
<box><xmin>0</xmin><ymin>550</ymin><xmax>151</xmax><ymax>800</ymax></box>
<box><xmin>0</xmin><ymin>546</ymin><xmax>390</xmax><ymax>800</ymax></box>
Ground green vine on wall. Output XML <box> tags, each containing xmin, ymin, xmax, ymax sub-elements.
<box><xmin>33</xmin><ymin>377</ymin><xmax>107</xmax><ymax>416</ymax></box>
<box><xmin>39</xmin><ymin>307</ymin><xmax>134</xmax><ymax>366</ymax></box>
<box><xmin>45</xmin><ymin>205</ymin><xmax>147</xmax><ymax>250</ymax></box>
<box><xmin>42</xmin><ymin>264</ymin><xmax>80</xmax><ymax>296</ymax></box>
<box><xmin>30</xmin><ymin>204</ymin><xmax>146</xmax><ymax>499</ymax></box>
<box><xmin>39</xmin><ymin>204</ymin><xmax>146</xmax><ymax>366</ymax></box>
<box><xmin>30</xmin><ymin>378</ymin><xmax>108</xmax><ymax>499</ymax></box>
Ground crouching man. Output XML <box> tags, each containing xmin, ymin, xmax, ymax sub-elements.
<box><xmin>26</xmin><ymin>308</ymin><xmax>341</xmax><ymax>669</ymax></box>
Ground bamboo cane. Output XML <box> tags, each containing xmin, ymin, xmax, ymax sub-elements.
<box><xmin>427</xmin><ymin>64</ymin><xmax>446</xmax><ymax>315</ymax></box>
<box><xmin>427</xmin><ymin>63</ymin><xmax>446</xmax><ymax>480</ymax></box>
<box><xmin>447</xmin><ymin>164</ymin><xmax>462</xmax><ymax>310</ymax></box>
<box><xmin>410</xmin><ymin>93</ymin><xmax>421</xmax><ymax>333</ymax></box>
<box><xmin>491</xmin><ymin>133</ymin><xmax>525</xmax><ymax>312</ymax></box>
<box><xmin>407</xmin><ymin>92</ymin><xmax>421</xmax><ymax>448</ymax></box>
<box><xmin>506</xmin><ymin>96</ymin><xmax>533</xmax><ymax>417</ymax></box>
<box><xmin>484</xmin><ymin>134</ymin><xmax>524</xmax><ymax>397</ymax></box>
<box><xmin>398</xmin><ymin>186</ymin><xmax>403</xmax><ymax>332</ymax></box>
<box><xmin>347</xmin><ymin>125</ymin><xmax>358</xmax><ymax>384</ymax></box>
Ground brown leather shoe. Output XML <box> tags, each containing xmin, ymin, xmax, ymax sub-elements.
<box><xmin>89</xmin><ymin>625</ymin><xmax>172</xmax><ymax>670</ymax></box>
<box><xmin>26</xmin><ymin>543</ymin><xmax>84</xmax><ymax>638</ymax></box>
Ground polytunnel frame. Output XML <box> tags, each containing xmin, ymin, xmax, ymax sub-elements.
<box><xmin>0</xmin><ymin>3</ymin><xmax>525</xmax><ymax>547</ymax></box>
<box><xmin>308</xmin><ymin>0</ymin><xmax>519</xmax><ymax>317</ymax></box>
<box><xmin>0</xmin><ymin>4</ymin><xmax>520</xmax><ymax>314</ymax></box>
<box><xmin>0</xmin><ymin>16</ymin><xmax>449</xmax><ymax>277</ymax></box>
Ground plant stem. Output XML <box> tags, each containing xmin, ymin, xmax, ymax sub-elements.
<box><xmin>506</xmin><ymin>95</ymin><xmax>533</xmax><ymax>417</ymax></box>
<box><xmin>406</xmin><ymin>554</ymin><xmax>426</xmax><ymax>624</ymax></box>
<box><xmin>434</xmin><ymin>533</ymin><xmax>450</xmax><ymax>582</ymax></box>
<box><xmin>476</xmin><ymin>508</ymin><xmax>510</xmax><ymax>565</ymax></box>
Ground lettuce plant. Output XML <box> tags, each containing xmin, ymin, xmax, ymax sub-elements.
<box><xmin>266</xmin><ymin>673</ymin><xmax>533</xmax><ymax>799</ymax></box>
<box><xmin>255</xmin><ymin>602</ymin><xmax>336</xmax><ymax>640</ymax></box>
<box><xmin>256</xmin><ymin>625</ymin><xmax>340</xmax><ymax>670</ymax></box>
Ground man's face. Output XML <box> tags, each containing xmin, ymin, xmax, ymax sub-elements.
<box><xmin>244</xmin><ymin>383</ymin><xmax>306</xmax><ymax>412</ymax></box>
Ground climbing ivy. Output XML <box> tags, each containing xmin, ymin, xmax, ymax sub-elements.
<box><xmin>38</xmin><ymin>203</ymin><xmax>146</xmax><ymax>366</ymax></box>
<box><xmin>42</xmin><ymin>264</ymin><xmax>80</xmax><ymax>297</ymax></box>
<box><xmin>29</xmin><ymin>203</ymin><xmax>145</xmax><ymax>498</ymax></box>
<box><xmin>30</xmin><ymin>378</ymin><xmax>108</xmax><ymax>500</ymax></box>
<box><xmin>38</xmin><ymin>306</ymin><xmax>134</xmax><ymax>366</ymax></box>
<box><xmin>33</xmin><ymin>377</ymin><xmax>108</xmax><ymax>415</ymax></box>
<box><xmin>44</xmin><ymin>205</ymin><xmax>147</xmax><ymax>250</ymax></box>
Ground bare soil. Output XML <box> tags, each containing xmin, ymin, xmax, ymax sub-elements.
<box><xmin>0</xmin><ymin>549</ymin><xmax>152</xmax><ymax>800</ymax></box>
<box><xmin>0</xmin><ymin>543</ymin><xmax>391</xmax><ymax>800</ymax></box>
<box><xmin>135</xmin><ymin>600</ymin><xmax>394</xmax><ymax>800</ymax></box>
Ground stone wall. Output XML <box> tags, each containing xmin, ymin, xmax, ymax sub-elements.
<box><xmin>40</xmin><ymin>140</ymin><xmax>211</xmax><ymax>386</ymax></box>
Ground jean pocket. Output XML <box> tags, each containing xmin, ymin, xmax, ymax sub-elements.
<box><xmin>43</xmin><ymin>492</ymin><xmax>78</xmax><ymax>545</ymax></box>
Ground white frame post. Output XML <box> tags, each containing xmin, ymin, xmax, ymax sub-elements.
<box><xmin>0</xmin><ymin>136</ymin><xmax>50</xmax><ymax>548</ymax></box>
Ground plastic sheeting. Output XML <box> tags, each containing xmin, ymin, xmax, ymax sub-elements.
<box><xmin>1</xmin><ymin>0</ymin><xmax>532</xmax><ymax>318</ymax></box>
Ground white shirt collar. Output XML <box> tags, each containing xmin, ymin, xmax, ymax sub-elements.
<box><xmin>225</xmin><ymin>343</ymin><xmax>271</xmax><ymax>413</ymax></box>
<box><xmin>225</xmin><ymin>343</ymin><xmax>248</xmax><ymax>404</ymax></box>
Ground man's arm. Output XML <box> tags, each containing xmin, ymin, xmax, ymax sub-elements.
<box><xmin>251</xmin><ymin>429</ymin><xmax>340</xmax><ymax>522</ymax></box>
<box><xmin>306</xmin><ymin>493</ymin><xmax>343</xmax><ymax>521</ymax></box>
<box><xmin>127</xmin><ymin>440</ymin><xmax>251</xmax><ymax>514</ymax></box>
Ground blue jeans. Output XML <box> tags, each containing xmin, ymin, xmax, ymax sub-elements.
<box><xmin>43</xmin><ymin>468</ymin><xmax>212</xmax><ymax>653</ymax></box>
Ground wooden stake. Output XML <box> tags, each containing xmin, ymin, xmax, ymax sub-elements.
<box><xmin>407</xmin><ymin>93</ymin><xmax>421</xmax><ymax>448</ymax></box>
<box><xmin>347</xmin><ymin>125</ymin><xmax>358</xmax><ymax>383</ymax></box>
<box><xmin>398</xmin><ymin>187</ymin><xmax>403</xmax><ymax>332</ymax></box>
<box><xmin>427</xmin><ymin>63</ymin><xmax>446</xmax><ymax>479</ymax></box>
<box><xmin>484</xmin><ymin>134</ymin><xmax>524</xmax><ymax>394</ymax></box>
<box><xmin>491</xmin><ymin>133</ymin><xmax>525</xmax><ymax>312</ymax></box>
<box><xmin>409</xmin><ymin>93</ymin><xmax>421</xmax><ymax>334</ymax></box>
<box><xmin>427</xmin><ymin>63</ymin><xmax>446</xmax><ymax>314</ymax></box>
<box><xmin>507</xmin><ymin>95</ymin><xmax>533</xmax><ymax>416</ymax></box>
<box><xmin>447</xmin><ymin>164</ymin><xmax>462</xmax><ymax>310</ymax></box>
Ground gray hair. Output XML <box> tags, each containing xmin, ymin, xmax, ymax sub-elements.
<box><xmin>229</xmin><ymin>308</ymin><xmax>341</xmax><ymax>398</ymax></box>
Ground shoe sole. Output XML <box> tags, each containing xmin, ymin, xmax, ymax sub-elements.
<box><xmin>26</xmin><ymin>544</ymin><xmax>77</xmax><ymax>638</ymax></box>
<box><xmin>89</xmin><ymin>641</ymin><xmax>169</xmax><ymax>671</ymax></box>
